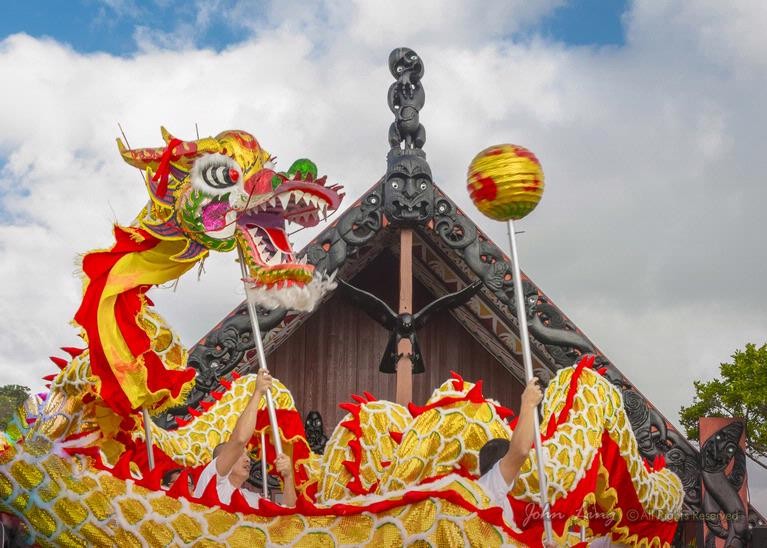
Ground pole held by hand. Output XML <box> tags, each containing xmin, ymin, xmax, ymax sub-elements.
<box><xmin>237</xmin><ymin>247</ymin><xmax>283</xmax><ymax>456</ymax></box>
<box><xmin>506</xmin><ymin>219</ymin><xmax>554</xmax><ymax>543</ymax></box>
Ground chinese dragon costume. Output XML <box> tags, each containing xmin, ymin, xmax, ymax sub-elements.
<box><xmin>0</xmin><ymin>129</ymin><xmax>683</xmax><ymax>546</ymax></box>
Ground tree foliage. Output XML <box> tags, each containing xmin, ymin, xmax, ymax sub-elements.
<box><xmin>680</xmin><ymin>342</ymin><xmax>767</xmax><ymax>469</ymax></box>
<box><xmin>0</xmin><ymin>384</ymin><xmax>31</xmax><ymax>430</ymax></box>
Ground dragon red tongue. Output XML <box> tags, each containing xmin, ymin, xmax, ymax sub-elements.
<box><xmin>264</xmin><ymin>227</ymin><xmax>292</xmax><ymax>254</ymax></box>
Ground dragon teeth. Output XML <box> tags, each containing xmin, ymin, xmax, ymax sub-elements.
<box><xmin>293</xmin><ymin>190</ymin><xmax>304</xmax><ymax>203</ymax></box>
<box><xmin>278</xmin><ymin>193</ymin><xmax>291</xmax><ymax>209</ymax></box>
<box><xmin>269</xmin><ymin>197</ymin><xmax>278</xmax><ymax>208</ymax></box>
<box><xmin>268</xmin><ymin>250</ymin><xmax>283</xmax><ymax>265</ymax></box>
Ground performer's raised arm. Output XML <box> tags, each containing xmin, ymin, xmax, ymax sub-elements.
<box><xmin>192</xmin><ymin>369</ymin><xmax>297</xmax><ymax>508</ymax></box>
<box><xmin>477</xmin><ymin>377</ymin><xmax>544</xmax><ymax>526</ymax></box>
<box><xmin>215</xmin><ymin>369</ymin><xmax>272</xmax><ymax>477</ymax></box>
<box><xmin>498</xmin><ymin>378</ymin><xmax>543</xmax><ymax>484</ymax></box>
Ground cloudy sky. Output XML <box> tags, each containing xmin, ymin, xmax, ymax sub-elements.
<box><xmin>2</xmin><ymin>0</ymin><xmax>766</xmax><ymax>511</ymax></box>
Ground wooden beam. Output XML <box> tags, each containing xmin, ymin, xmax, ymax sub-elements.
<box><xmin>396</xmin><ymin>228</ymin><xmax>413</xmax><ymax>405</ymax></box>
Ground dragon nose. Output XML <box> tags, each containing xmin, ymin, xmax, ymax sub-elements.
<box><xmin>244</xmin><ymin>169</ymin><xmax>276</xmax><ymax>196</ymax></box>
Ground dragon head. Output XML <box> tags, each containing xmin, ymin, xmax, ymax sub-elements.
<box><xmin>118</xmin><ymin>128</ymin><xmax>344</xmax><ymax>311</ymax></box>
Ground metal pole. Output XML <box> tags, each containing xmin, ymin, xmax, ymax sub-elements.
<box><xmin>142</xmin><ymin>407</ymin><xmax>155</xmax><ymax>471</ymax></box>
<box><xmin>506</xmin><ymin>219</ymin><xmax>553</xmax><ymax>543</ymax></box>
<box><xmin>261</xmin><ymin>431</ymin><xmax>269</xmax><ymax>499</ymax></box>
<box><xmin>237</xmin><ymin>247</ymin><xmax>284</xmax><ymax>455</ymax></box>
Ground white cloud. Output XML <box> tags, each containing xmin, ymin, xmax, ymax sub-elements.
<box><xmin>1</xmin><ymin>0</ymin><xmax>766</xmax><ymax>510</ymax></box>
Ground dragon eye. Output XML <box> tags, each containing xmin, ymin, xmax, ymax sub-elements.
<box><xmin>191</xmin><ymin>154</ymin><xmax>242</xmax><ymax>195</ymax></box>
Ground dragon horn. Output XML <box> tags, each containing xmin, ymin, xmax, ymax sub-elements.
<box><xmin>163</xmin><ymin>127</ymin><xmax>222</xmax><ymax>156</ymax></box>
<box><xmin>117</xmin><ymin>137</ymin><xmax>170</xmax><ymax>170</ymax></box>
<box><xmin>160</xmin><ymin>126</ymin><xmax>177</xmax><ymax>144</ymax></box>
<box><xmin>117</xmin><ymin>129</ymin><xmax>222</xmax><ymax>170</ymax></box>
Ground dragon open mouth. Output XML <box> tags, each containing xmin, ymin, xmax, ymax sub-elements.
<box><xmin>235</xmin><ymin>175</ymin><xmax>343</xmax><ymax>311</ymax></box>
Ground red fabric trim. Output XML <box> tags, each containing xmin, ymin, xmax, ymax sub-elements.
<box><xmin>544</xmin><ymin>354</ymin><xmax>594</xmax><ymax>439</ymax></box>
<box><xmin>74</xmin><ymin>226</ymin><xmax>195</xmax><ymax>416</ymax></box>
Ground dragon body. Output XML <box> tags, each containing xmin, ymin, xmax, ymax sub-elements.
<box><xmin>0</xmin><ymin>129</ymin><xmax>683</xmax><ymax>546</ymax></box>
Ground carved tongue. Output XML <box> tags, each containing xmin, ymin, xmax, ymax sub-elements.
<box><xmin>263</xmin><ymin>227</ymin><xmax>292</xmax><ymax>254</ymax></box>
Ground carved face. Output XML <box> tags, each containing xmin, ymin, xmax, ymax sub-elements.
<box><xmin>389</xmin><ymin>47</ymin><xmax>424</xmax><ymax>82</ymax></box>
<box><xmin>119</xmin><ymin>129</ymin><xmax>344</xmax><ymax>310</ymax></box>
<box><xmin>383</xmin><ymin>153</ymin><xmax>433</xmax><ymax>224</ymax></box>
<box><xmin>305</xmin><ymin>411</ymin><xmax>325</xmax><ymax>443</ymax></box>
<box><xmin>701</xmin><ymin>422</ymin><xmax>743</xmax><ymax>473</ymax></box>
<box><xmin>306</xmin><ymin>411</ymin><xmax>323</xmax><ymax>431</ymax></box>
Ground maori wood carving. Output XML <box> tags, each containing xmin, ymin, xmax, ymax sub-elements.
<box><xmin>700</xmin><ymin>421</ymin><xmax>749</xmax><ymax>547</ymax></box>
<box><xmin>338</xmin><ymin>279</ymin><xmax>482</xmax><ymax>373</ymax></box>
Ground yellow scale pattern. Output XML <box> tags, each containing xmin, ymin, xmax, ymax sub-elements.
<box><xmin>316</xmin><ymin>400</ymin><xmax>410</xmax><ymax>503</ymax></box>
<box><xmin>1</xmin><ymin>363</ymin><xmax>683</xmax><ymax>546</ymax></box>
<box><xmin>512</xmin><ymin>367</ymin><xmax>684</xmax><ymax>544</ymax></box>
<box><xmin>144</xmin><ymin>378</ymin><xmax>298</xmax><ymax>467</ymax></box>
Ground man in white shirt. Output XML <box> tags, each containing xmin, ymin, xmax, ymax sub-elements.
<box><xmin>193</xmin><ymin>369</ymin><xmax>296</xmax><ymax>508</ymax></box>
<box><xmin>477</xmin><ymin>377</ymin><xmax>543</xmax><ymax>527</ymax></box>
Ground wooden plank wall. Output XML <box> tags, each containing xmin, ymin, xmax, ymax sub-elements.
<box><xmin>267</xmin><ymin>251</ymin><xmax>524</xmax><ymax>429</ymax></box>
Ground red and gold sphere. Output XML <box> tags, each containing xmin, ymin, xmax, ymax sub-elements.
<box><xmin>467</xmin><ymin>144</ymin><xmax>544</xmax><ymax>221</ymax></box>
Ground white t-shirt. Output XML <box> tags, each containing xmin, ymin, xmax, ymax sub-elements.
<box><xmin>477</xmin><ymin>461</ymin><xmax>516</xmax><ymax>526</ymax></box>
<box><xmin>192</xmin><ymin>456</ymin><xmax>262</xmax><ymax>509</ymax></box>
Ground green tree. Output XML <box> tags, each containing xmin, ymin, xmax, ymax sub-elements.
<box><xmin>0</xmin><ymin>384</ymin><xmax>31</xmax><ymax>430</ymax></box>
<box><xmin>680</xmin><ymin>343</ymin><xmax>767</xmax><ymax>470</ymax></box>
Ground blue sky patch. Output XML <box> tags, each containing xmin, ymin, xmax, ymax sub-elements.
<box><xmin>3</xmin><ymin>1</ymin><xmax>628</xmax><ymax>55</ymax></box>
<box><xmin>539</xmin><ymin>0</ymin><xmax>628</xmax><ymax>47</ymax></box>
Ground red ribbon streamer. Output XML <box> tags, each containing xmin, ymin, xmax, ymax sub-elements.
<box><xmin>151</xmin><ymin>138</ymin><xmax>182</xmax><ymax>198</ymax></box>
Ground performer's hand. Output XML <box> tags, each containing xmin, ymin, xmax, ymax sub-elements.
<box><xmin>275</xmin><ymin>453</ymin><xmax>293</xmax><ymax>478</ymax></box>
<box><xmin>521</xmin><ymin>377</ymin><xmax>543</xmax><ymax>409</ymax></box>
<box><xmin>255</xmin><ymin>369</ymin><xmax>273</xmax><ymax>396</ymax></box>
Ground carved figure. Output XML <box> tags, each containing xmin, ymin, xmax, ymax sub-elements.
<box><xmin>304</xmin><ymin>410</ymin><xmax>329</xmax><ymax>455</ymax></box>
<box><xmin>339</xmin><ymin>279</ymin><xmax>483</xmax><ymax>373</ymax></box>
<box><xmin>700</xmin><ymin>421</ymin><xmax>749</xmax><ymax>547</ymax></box>
<box><xmin>387</xmin><ymin>47</ymin><xmax>426</xmax><ymax>150</ymax></box>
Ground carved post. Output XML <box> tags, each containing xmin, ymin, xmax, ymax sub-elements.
<box><xmin>383</xmin><ymin>47</ymin><xmax>434</xmax><ymax>404</ymax></box>
<box><xmin>396</xmin><ymin>229</ymin><xmax>414</xmax><ymax>405</ymax></box>
<box><xmin>698</xmin><ymin>418</ymin><xmax>749</xmax><ymax>547</ymax></box>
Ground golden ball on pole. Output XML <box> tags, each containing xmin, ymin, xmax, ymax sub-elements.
<box><xmin>467</xmin><ymin>144</ymin><xmax>545</xmax><ymax>221</ymax></box>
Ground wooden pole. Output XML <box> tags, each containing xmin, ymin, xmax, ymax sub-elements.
<box><xmin>395</xmin><ymin>228</ymin><xmax>414</xmax><ymax>405</ymax></box>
